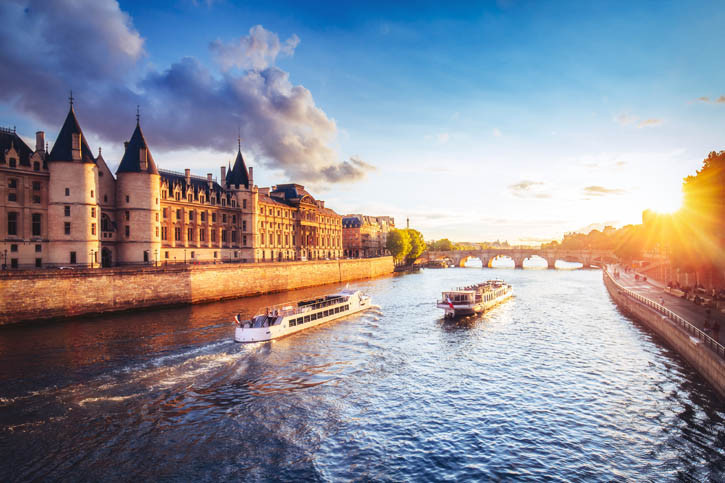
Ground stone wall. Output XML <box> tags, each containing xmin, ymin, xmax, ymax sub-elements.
<box><xmin>603</xmin><ymin>271</ymin><xmax>725</xmax><ymax>399</ymax></box>
<box><xmin>0</xmin><ymin>257</ymin><xmax>394</xmax><ymax>325</ymax></box>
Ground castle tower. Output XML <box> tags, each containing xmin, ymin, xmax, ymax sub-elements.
<box><xmin>46</xmin><ymin>97</ymin><xmax>101</xmax><ymax>266</ymax></box>
<box><xmin>115</xmin><ymin>112</ymin><xmax>161</xmax><ymax>264</ymax></box>
<box><xmin>225</xmin><ymin>141</ymin><xmax>256</xmax><ymax>262</ymax></box>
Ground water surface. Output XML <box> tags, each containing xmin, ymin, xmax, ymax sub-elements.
<box><xmin>1</xmin><ymin>268</ymin><xmax>724</xmax><ymax>481</ymax></box>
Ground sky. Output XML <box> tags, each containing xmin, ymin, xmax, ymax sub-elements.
<box><xmin>1</xmin><ymin>0</ymin><xmax>723</xmax><ymax>243</ymax></box>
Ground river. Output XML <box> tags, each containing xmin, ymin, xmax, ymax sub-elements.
<box><xmin>1</xmin><ymin>268</ymin><xmax>724</xmax><ymax>481</ymax></box>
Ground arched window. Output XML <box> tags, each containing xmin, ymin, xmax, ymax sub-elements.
<box><xmin>101</xmin><ymin>213</ymin><xmax>112</xmax><ymax>232</ymax></box>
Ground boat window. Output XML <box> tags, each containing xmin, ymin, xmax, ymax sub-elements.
<box><xmin>324</xmin><ymin>310</ymin><xmax>330</xmax><ymax>317</ymax></box>
<box><xmin>304</xmin><ymin>315</ymin><xmax>310</xmax><ymax>323</ymax></box>
<box><xmin>289</xmin><ymin>320</ymin><xmax>296</xmax><ymax>327</ymax></box>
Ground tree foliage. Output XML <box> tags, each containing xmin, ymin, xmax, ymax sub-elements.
<box><xmin>405</xmin><ymin>229</ymin><xmax>425</xmax><ymax>263</ymax></box>
<box><xmin>386</xmin><ymin>229</ymin><xmax>411</xmax><ymax>263</ymax></box>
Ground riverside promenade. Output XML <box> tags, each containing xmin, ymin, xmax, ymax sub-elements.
<box><xmin>604</xmin><ymin>266</ymin><xmax>725</xmax><ymax>398</ymax></box>
<box><xmin>615</xmin><ymin>268</ymin><xmax>725</xmax><ymax>347</ymax></box>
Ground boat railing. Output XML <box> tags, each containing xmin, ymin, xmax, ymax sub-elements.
<box><xmin>251</xmin><ymin>295</ymin><xmax>351</xmax><ymax>320</ymax></box>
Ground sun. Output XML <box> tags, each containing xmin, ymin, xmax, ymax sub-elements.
<box><xmin>648</xmin><ymin>186</ymin><xmax>683</xmax><ymax>214</ymax></box>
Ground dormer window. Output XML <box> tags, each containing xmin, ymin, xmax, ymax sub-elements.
<box><xmin>139</xmin><ymin>147</ymin><xmax>147</xmax><ymax>170</ymax></box>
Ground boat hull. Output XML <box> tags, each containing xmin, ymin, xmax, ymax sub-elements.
<box><xmin>436</xmin><ymin>288</ymin><xmax>513</xmax><ymax>319</ymax></box>
<box><xmin>235</xmin><ymin>293</ymin><xmax>372</xmax><ymax>343</ymax></box>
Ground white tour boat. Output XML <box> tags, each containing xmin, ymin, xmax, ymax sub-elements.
<box><xmin>234</xmin><ymin>289</ymin><xmax>373</xmax><ymax>342</ymax></box>
<box><xmin>436</xmin><ymin>280</ymin><xmax>513</xmax><ymax>318</ymax></box>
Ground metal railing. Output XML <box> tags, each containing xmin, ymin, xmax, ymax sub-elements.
<box><xmin>604</xmin><ymin>269</ymin><xmax>725</xmax><ymax>359</ymax></box>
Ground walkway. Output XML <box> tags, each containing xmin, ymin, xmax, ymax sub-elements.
<box><xmin>612</xmin><ymin>267</ymin><xmax>725</xmax><ymax>347</ymax></box>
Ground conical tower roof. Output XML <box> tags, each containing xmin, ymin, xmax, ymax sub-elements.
<box><xmin>227</xmin><ymin>147</ymin><xmax>250</xmax><ymax>188</ymax></box>
<box><xmin>48</xmin><ymin>105</ymin><xmax>96</xmax><ymax>163</ymax></box>
<box><xmin>116</xmin><ymin>121</ymin><xmax>158</xmax><ymax>174</ymax></box>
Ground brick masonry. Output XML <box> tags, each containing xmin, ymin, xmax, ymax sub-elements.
<box><xmin>0</xmin><ymin>257</ymin><xmax>394</xmax><ymax>325</ymax></box>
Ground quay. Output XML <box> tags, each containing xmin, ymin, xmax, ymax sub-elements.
<box><xmin>603</xmin><ymin>267</ymin><xmax>725</xmax><ymax>399</ymax></box>
<box><xmin>0</xmin><ymin>257</ymin><xmax>394</xmax><ymax>325</ymax></box>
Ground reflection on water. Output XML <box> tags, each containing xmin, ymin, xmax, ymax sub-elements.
<box><xmin>1</xmin><ymin>268</ymin><xmax>724</xmax><ymax>481</ymax></box>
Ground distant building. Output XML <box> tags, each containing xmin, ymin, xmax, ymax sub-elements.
<box><xmin>342</xmin><ymin>214</ymin><xmax>395</xmax><ymax>258</ymax></box>
<box><xmin>0</xmin><ymin>100</ymin><xmax>342</xmax><ymax>269</ymax></box>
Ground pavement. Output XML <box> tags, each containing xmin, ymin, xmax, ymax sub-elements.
<box><xmin>610</xmin><ymin>267</ymin><xmax>725</xmax><ymax>347</ymax></box>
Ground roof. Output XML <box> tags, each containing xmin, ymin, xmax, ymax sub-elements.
<box><xmin>116</xmin><ymin>122</ymin><xmax>158</xmax><ymax>174</ymax></box>
<box><xmin>0</xmin><ymin>127</ymin><xmax>33</xmax><ymax>166</ymax></box>
<box><xmin>271</xmin><ymin>183</ymin><xmax>317</xmax><ymax>205</ymax></box>
<box><xmin>342</xmin><ymin>217</ymin><xmax>362</xmax><ymax>228</ymax></box>
<box><xmin>159</xmin><ymin>170</ymin><xmax>225</xmax><ymax>199</ymax></box>
<box><xmin>48</xmin><ymin>107</ymin><xmax>96</xmax><ymax>163</ymax></box>
<box><xmin>226</xmin><ymin>148</ymin><xmax>250</xmax><ymax>188</ymax></box>
<box><xmin>259</xmin><ymin>193</ymin><xmax>291</xmax><ymax>207</ymax></box>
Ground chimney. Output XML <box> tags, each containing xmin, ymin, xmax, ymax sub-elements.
<box><xmin>71</xmin><ymin>133</ymin><xmax>81</xmax><ymax>161</ymax></box>
<box><xmin>207</xmin><ymin>173</ymin><xmax>213</xmax><ymax>189</ymax></box>
<box><xmin>185</xmin><ymin>168</ymin><xmax>191</xmax><ymax>185</ymax></box>
<box><xmin>35</xmin><ymin>131</ymin><xmax>45</xmax><ymax>152</ymax></box>
<box><xmin>248</xmin><ymin>166</ymin><xmax>253</xmax><ymax>187</ymax></box>
<box><xmin>221</xmin><ymin>166</ymin><xmax>227</xmax><ymax>184</ymax></box>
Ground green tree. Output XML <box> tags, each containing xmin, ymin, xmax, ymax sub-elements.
<box><xmin>386</xmin><ymin>229</ymin><xmax>411</xmax><ymax>264</ymax></box>
<box><xmin>432</xmin><ymin>238</ymin><xmax>453</xmax><ymax>251</ymax></box>
<box><xmin>405</xmin><ymin>229</ymin><xmax>425</xmax><ymax>264</ymax></box>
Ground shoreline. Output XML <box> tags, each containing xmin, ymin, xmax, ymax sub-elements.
<box><xmin>0</xmin><ymin>257</ymin><xmax>394</xmax><ymax>326</ymax></box>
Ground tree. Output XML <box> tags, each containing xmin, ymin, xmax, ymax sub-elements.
<box><xmin>405</xmin><ymin>229</ymin><xmax>425</xmax><ymax>264</ymax></box>
<box><xmin>431</xmin><ymin>238</ymin><xmax>453</xmax><ymax>251</ymax></box>
<box><xmin>386</xmin><ymin>229</ymin><xmax>411</xmax><ymax>264</ymax></box>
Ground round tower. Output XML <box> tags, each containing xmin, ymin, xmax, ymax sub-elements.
<box><xmin>46</xmin><ymin>100</ymin><xmax>101</xmax><ymax>266</ymax></box>
<box><xmin>115</xmin><ymin>115</ymin><xmax>161</xmax><ymax>265</ymax></box>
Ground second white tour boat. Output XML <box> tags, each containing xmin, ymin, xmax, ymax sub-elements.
<box><xmin>234</xmin><ymin>289</ymin><xmax>373</xmax><ymax>342</ymax></box>
<box><xmin>436</xmin><ymin>280</ymin><xmax>513</xmax><ymax>318</ymax></box>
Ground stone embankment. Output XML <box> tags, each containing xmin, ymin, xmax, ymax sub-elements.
<box><xmin>603</xmin><ymin>269</ymin><xmax>725</xmax><ymax>399</ymax></box>
<box><xmin>0</xmin><ymin>257</ymin><xmax>394</xmax><ymax>325</ymax></box>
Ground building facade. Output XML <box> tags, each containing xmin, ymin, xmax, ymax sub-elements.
<box><xmin>1</xmin><ymin>102</ymin><xmax>342</xmax><ymax>268</ymax></box>
<box><xmin>342</xmin><ymin>214</ymin><xmax>395</xmax><ymax>258</ymax></box>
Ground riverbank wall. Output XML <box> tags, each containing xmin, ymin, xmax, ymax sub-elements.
<box><xmin>603</xmin><ymin>270</ymin><xmax>725</xmax><ymax>399</ymax></box>
<box><xmin>0</xmin><ymin>257</ymin><xmax>394</xmax><ymax>325</ymax></box>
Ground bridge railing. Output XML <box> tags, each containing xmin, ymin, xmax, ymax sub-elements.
<box><xmin>604</xmin><ymin>268</ymin><xmax>725</xmax><ymax>359</ymax></box>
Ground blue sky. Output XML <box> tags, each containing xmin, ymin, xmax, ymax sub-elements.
<box><xmin>2</xmin><ymin>0</ymin><xmax>724</xmax><ymax>242</ymax></box>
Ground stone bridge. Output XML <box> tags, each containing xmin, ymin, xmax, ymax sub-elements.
<box><xmin>423</xmin><ymin>249</ymin><xmax>617</xmax><ymax>269</ymax></box>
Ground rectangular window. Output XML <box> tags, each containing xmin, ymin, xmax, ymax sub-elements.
<box><xmin>65</xmin><ymin>188</ymin><xmax>70</xmax><ymax>196</ymax></box>
<box><xmin>35</xmin><ymin>244</ymin><xmax>41</xmax><ymax>253</ymax></box>
<box><xmin>232</xmin><ymin>231</ymin><xmax>237</xmax><ymax>242</ymax></box>
<box><xmin>242</xmin><ymin>220</ymin><xmax>247</xmax><ymax>231</ymax></box>
<box><xmin>90</xmin><ymin>190</ymin><xmax>94</xmax><ymax>198</ymax></box>
<box><xmin>189</xmin><ymin>211</ymin><xmax>194</xmax><ymax>222</ymax></box>
<box><xmin>191</xmin><ymin>251</ymin><xmax>195</xmax><ymax>259</ymax></box>
<box><xmin>155</xmin><ymin>226</ymin><xmax>159</xmax><ymax>237</ymax></box>
<box><xmin>10</xmin><ymin>258</ymin><xmax>18</xmax><ymax>268</ymax></box>
<box><xmin>201</xmin><ymin>212</ymin><xmax>206</xmax><ymax>222</ymax></box>
<box><xmin>175</xmin><ymin>227</ymin><xmax>181</xmax><ymax>241</ymax></box>
<box><xmin>163</xmin><ymin>208</ymin><xmax>168</xmax><ymax>219</ymax></box>
<box><xmin>32</xmin><ymin>213</ymin><xmax>41</xmax><ymax>236</ymax></box>
<box><xmin>176</xmin><ymin>209</ymin><xmax>181</xmax><ymax>220</ymax></box>
<box><xmin>10</xmin><ymin>244</ymin><xmax>17</xmax><ymax>252</ymax></box>
<box><xmin>32</xmin><ymin>195</ymin><xmax>41</xmax><ymax>204</ymax></box>
<box><xmin>211</xmin><ymin>230</ymin><xmax>216</xmax><ymax>242</ymax></box>
<box><xmin>64</xmin><ymin>222</ymin><xmax>71</xmax><ymax>235</ymax></box>
<box><xmin>125</xmin><ymin>195</ymin><xmax>129</xmax><ymax>203</ymax></box>
<box><xmin>8</xmin><ymin>193</ymin><xmax>17</xmax><ymax>202</ymax></box>
<box><xmin>212</xmin><ymin>213</ymin><xmax>217</xmax><ymax>223</ymax></box>
<box><xmin>161</xmin><ymin>226</ymin><xmax>168</xmax><ymax>241</ymax></box>
<box><xmin>91</xmin><ymin>207</ymin><xmax>96</xmax><ymax>218</ymax></box>
<box><xmin>125</xmin><ymin>226</ymin><xmax>130</xmax><ymax>237</ymax></box>
<box><xmin>222</xmin><ymin>214</ymin><xmax>227</xmax><ymax>223</ymax></box>
<box><xmin>214</xmin><ymin>251</ymin><xmax>217</xmax><ymax>258</ymax></box>
<box><xmin>311</xmin><ymin>313</ymin><xmax>318</xmax><ymax>321</ymax></box>
<box><xmin>304</xmin><ymin>315</ymin><xmax>311</xmax><ymax>323</ymax></box>
<box><xmin>32</xmin><ymin>181</ymin><xmax>41</xmax><ymax>191</ymax></box>
<box><xmin>222</xmin><ymin>230</ymin><xmax>227</xmax><ymax>242</ymax></box>
<box><xmin>70</xmin><ymin>252</ymin><xmax>76</xmax><ymax>264</ymax></box>
<box><xmin>232</xmin><ymin>215</ymin><xmax>236</xmax><ymax>224</ymax></box>
<box><xmin>200</xmin><ymin>229</ymin><xmax>205</xmax><ymax>242</ymax></box>
<box><xmin>91</xmin><ymin>223</ymin><xmax>96</xmax><ymax>235</ymax></box>
<box><xmin>187</xmin><ymin>227</ymin><xmax>193</xmax><ymax>241</ymax></box>
<box><xmin>165</xmin><ymin>251</ymin><xmax>169</xmax><ymax>259</ymax></box>
<box><xmin>35</xmin><ymin>258</ymin><xmax>42</xmax><ymax>268</ymax></box>
<box><xmin>243</xmin><ymin>235</ymin><xmax>247</xmax><ymax>246</ymax></box>
<box><xmin>289</xmin><ymin>319</ymin><xmax>296</xmax><ymax>327</ymax></box>
<box><xmin>64</xmin><ymin>206</ymin><xmax>71</xmax><ymax>216</ymax></box>
<box><xmin>125</xmin><ymin>210</ymin><xmax>130</xmax><ymax>221</ymax></box>
<box><xmin>155</xmin><ymin>213</ymin><xmax>159</xmax><ymax>222</ymax></box>
<box><xmin>9</xmin><ymin>178</ymin><xmax>17</xmax><ymax>188</ymax></box>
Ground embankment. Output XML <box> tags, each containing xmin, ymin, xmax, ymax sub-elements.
<box><xmin>0</xmin><ymin>257</ymin><xmax>394</xmax><ymax>325</ymax></box>
<box><xmin>603</xmin><ymin>270</ymin><xmax>725</xmax><ymax>399</ymax></box>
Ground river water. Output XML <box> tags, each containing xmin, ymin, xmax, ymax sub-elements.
<box><xmin>1</xmin><ymin>268</ymin><xmax>724</xmax><ymax>481</ymax></box>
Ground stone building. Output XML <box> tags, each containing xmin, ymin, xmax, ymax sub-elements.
<box><xmin>342</xmin><ymin>214</ymin><xmax>395</xmax><ymax>258</ymax></box>
<box><xmin>0</xmin><ymin>101</ymin><xmax>342</xmax><ymax>268</ymax></box>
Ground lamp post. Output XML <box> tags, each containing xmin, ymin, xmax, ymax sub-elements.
<box><xmin>154</xmin><ymin>249</ymin><xmax>158</xmax><ymax>267</ymax></box>
<box><xmin>89</xmin><ymin>249</ymin><xmax>95</xmax><ymax>268</ymax></box>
